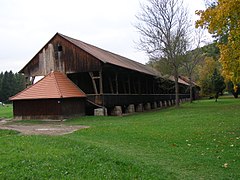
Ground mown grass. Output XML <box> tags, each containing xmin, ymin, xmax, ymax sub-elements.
<box><xmin>0</xmin><ymin>104</ymin><xmax>13</xmax><ymax>118</ymax></box>
<box><xmin>0</xmin><ymin>97</ymin><xmax>240</xmax><ymax>179</ymax></box>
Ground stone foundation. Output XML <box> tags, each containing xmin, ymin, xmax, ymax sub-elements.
<box><xmin>94</xmin><ymin>108</ymin><xmax>107</xmax><ymax>116</ymax></box>
<box><xmin>126</xmin><ymin>104</ymin><xmax>135</xmax><ymax>114</ymax></box>
<box><xmin>111</xmin><ymin>106</ymin><xmax>122</xmax><ymax>116</ymax></box>
<box><xmin>144</xmin><ymin>103</ymin><xmax>151</xmax><ymax>111</ymax></box>
<box><xmin>152</xmin><ymin>102</ymin><xmax>157</xmax><ymax>109</ymax></box>
<box><xmin>136</xmin><ymin>104</ymin><xmax>143</xmax><ymax>112</ymax></box>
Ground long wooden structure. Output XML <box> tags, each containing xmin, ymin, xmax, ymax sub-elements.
<box><xmin>19</xmin><ymin>33</ymin><xmax>191</xmax><ymax>115</ymax></box>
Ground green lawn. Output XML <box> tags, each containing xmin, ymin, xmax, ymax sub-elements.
<box><xmin>0</xmin><ymin>98</ymin><xmax>240</xmax><ymax>179</ymax></box>
<box><xmin>0</xmin><ymin>104</ymin><xmax>13</xmax><ymax>118</ymax></box>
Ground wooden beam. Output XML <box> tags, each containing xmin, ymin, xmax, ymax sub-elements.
<box><xmin>122</xmin><ymin>78</ymin><xmax>127</xmax><ymax>94</ymax></box>
<box><xmin>138</xmin><ymin>78</ymin><xmax>141</xmax><ymax>94</ymax></box>
<box><xmin>133</xmin><ymin>78</ymin><xmax>137</xmax><ymax>94</ymax></box>
<box><xmin>115</xmin><ymin>73</ymin><xmax>119</xmax><ymax>94</ymax></box>
<box><xmin>146</xmin><ymin>78</ymin><xmax>148</xmax><ymax>94</ymax></box>
<box><xmin>152</xmin><ymin>79</ymin><xmax>155</xmax><ymax>94</ymax></box>
<box><xmin>89</xmin><ymin>72</ymin><xmax>98</xmax><ymax>94</ymax></box>
<box><xmin>108</xmin><ymin>77</ymin><xmax>114</xmax><ymax>94</ymax></box>
<box><xmin>128</xmin><ymin>76</ymin><xmax>131</xmax><ymax>94</ymax></box>
<box><xmin>99</xmin><ymin>70</ymin><xmax>103</xmax><ymax>94</ymax></box>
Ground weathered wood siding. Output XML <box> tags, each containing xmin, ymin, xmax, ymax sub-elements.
<box><xmin>22</xmin><ymin>34</ymin><xmax>102</xmax><ymax>77</ymax></box>
<box><xmin>13</xmin><ymin>98</ymin><xmax>85</xmax><ymax>119</ymax></box>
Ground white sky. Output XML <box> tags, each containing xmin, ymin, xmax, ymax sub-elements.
<box><xmin>0</xmin><ymin>0</ymin><xmax>206</xmax><ymax>73</ymax></box>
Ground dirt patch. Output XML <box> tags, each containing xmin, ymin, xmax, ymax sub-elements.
<box><xmin>0</xmin><ymin>119</ymin><xmax>89</xmax><ymax>136</ymax></box>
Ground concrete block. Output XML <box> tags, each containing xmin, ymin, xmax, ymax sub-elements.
<box><xmin>111</xmin><ymin>106</ymin><xmax>122</xmax><ymax>116</ymax></box>
<box><xmin>164</xmin><ymin>101</ymin><xmax>168</xmax><ymax>107</ymax></box>
<box><xmin>126</xmin><ymin>104</ymin><xmax>135</xmax><ymax>114</ymax></box>
<box><xmin>136</xmin><ymin>104</ymin><xmax>143</xmax><ymax>112</ymax></box>
<box><xmin>144</xmin><ymin>103</ymin><xmax>151</xmax><ymax>111</ymax></box>
<box><xmin>94</xmin><ymin>108</ymin><xmax>107</xmax><ymax>116</ymax></box>
<box><xmin>152</xmin><ymin>102</ymin><xmax>157</xmax><ymax>109</ymax></box>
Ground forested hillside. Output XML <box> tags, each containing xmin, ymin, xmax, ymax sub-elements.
<box><xmin>0</xmin><ymin>71</ymin><xmax>25</xmax><ymax>103</ymax></box>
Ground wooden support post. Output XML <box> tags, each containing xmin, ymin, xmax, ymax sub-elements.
<box><xmin>128</xmin><ymin>76</ymin><xmax>131</xmax><ymax>94</ymax></box>
<box><xmin>138</xmin><ymin>78</ymin><xmax>141</xmax><ymax>94</ymax></box>
<box><xmin>133</xmin><ymin>78</ymin><xmax>137</xmax><ymax>94</ymax></box>
<box><xmin>122</xmin><ymin>78</ymin><xmax>127</xmax><ymax>94</ymax></box>
<box><xmin>146</xmin><ymin>78</ymin><xmax>148</xmax><ymax>94</ymax></box>
<box><xmin>108</xmin><ymin>77</ymin><xmax>114</xmax><ymax>94</ymax></box>
<box><xmin>115</xmin><ymin>73</ymin><xmax>119</xmax><ymax>94</ymax></box>
<box><xmin>99</xmin><ymin>70</ymin><xmax>103</xmax><ymax>95</ymax></box>
<box><xmin>89</xmin><ymin>72</ymin><xmax>98</xmax><ymax>94</ymax></box>
<box><xmin>152</xmin><ymin>79</ymin><xmax>155</xmax><ymax>94</ymax></box>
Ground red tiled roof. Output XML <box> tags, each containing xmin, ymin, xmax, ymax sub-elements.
<box><xmin>10</xmin><ymin>71</ymin><xmax>86</xmax><ymax>100</ymax></box>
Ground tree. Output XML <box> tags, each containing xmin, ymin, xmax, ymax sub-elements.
<box><xmin>0</xmin><ymin>71</ymin><xmax>26</xmax><ymax>102</ymax></box>
<box><xmin>135</xmin><ymin>0</ymin><xmax>191</xmax><ymax>107</ymax></box>
<box><xmin>227</xmin><ymin>81</ymin><xmax>240</xmax><ymax>98</ymax></box>
<box><xmin>181</xmin><ymin>29</ymin><xmax>205</xmax><ymax>103</ymax></box>
<box><xmin>1</xmin><ymin>71</ymin><xmax>14</xmax><ymax>102</ymax></box>
<box><xmin>0</xmin><ymin>72</ymin><xmax>3</xmax><ymax>101</ymax></box>
<box><xmin>14</xmin><ymin>73</ymin><xmax>26</xmax><ymax>94</ymax></box>
<box><xmin>197</xmin><ymin>55</ymin><xmax>226</xmax><ymax>98</ymax></box>
<box><xmin>197</xmin><ymin>57</ymin><xmax>217</xmax><ymax>96</ymax></box>
<box><xmin>196</xmin><ymin>0</ymin><xmax>240</xmax><ymax>92</ymax></box>
<box><xmin>211</xmin><ymin>68</ymin><xmax>226</xmax><ymax>101</ymax></box>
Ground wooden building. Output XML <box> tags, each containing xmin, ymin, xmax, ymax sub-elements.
<box><xmin>10</xmin><ymin>71</ymin><xmax>86</xmax><ymax>119</ymax></box>
<box><xmin>18</xmin><ymin>33</ymin><xmax>190</xmax><ymax>116</ymax></box>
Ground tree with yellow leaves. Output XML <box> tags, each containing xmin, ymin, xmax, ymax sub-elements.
<box><xmin>196</xmin><ymin>0</ymin><xmax>240</xmax><ymax>92</ymax></box>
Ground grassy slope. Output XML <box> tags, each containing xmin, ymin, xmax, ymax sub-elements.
<box><xmin>0</xmin><ymin>98</ymin><xmax>240</xmax><ymax>179</ymax></box>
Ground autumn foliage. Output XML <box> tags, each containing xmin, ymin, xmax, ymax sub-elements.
<box><xmin>196</xmin><ymin>0</ymin><xmax>240</xmax><ymax>92</ymax></box>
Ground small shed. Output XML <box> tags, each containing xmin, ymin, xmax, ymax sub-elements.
<box><xmin>10</xmin><ymin>71</ymin><xmax>86</xmax><ymax>120</ymax></box>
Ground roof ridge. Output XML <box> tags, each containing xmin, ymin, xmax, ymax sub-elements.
<box><xmin>52</xmin><ymin>71</ymin><xmax>63</xmax><ymax>98</ymax></box>
<box><xmin>10</xmin><ymin>71</ymin><xmax>86</xmax><ymax>101</ymax></box>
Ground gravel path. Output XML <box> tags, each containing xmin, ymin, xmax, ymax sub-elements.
<box><xmin>0</xmin><ymin>119</ymin><xmax>89</xmax><ymax>135</ymax></box>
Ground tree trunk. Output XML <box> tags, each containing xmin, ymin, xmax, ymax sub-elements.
<box><xmin>174</xmin><ymin>75</ymin><xmax>180</xmax><ymax>107</ymax></box>
<box><xmin>189</xmin><ymin>76</ymin><xmax>193</xmax><ymax>103</ymax></box>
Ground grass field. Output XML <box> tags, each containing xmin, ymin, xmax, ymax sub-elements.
<box><xmin>0</xmin><ymin>104</ymin><xmax>12</xmax><ymax>118</ymax></box>
<box><xmin>0</xmin><ymin>98</ymin><xmax>240</xmax><ymax>179</ymax></box>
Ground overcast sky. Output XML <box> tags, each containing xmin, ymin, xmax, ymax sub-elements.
<box><xmin>0</xmin><ymin>0</ymin><xmax>206</xmax><ymax>73</ymax></box>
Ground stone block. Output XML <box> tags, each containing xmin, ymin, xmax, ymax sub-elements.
<box><xmin>136</xmin><ymin>104</ymin><xmax>143</xmax><ymax>112</ymax></box>
<box><xmin>152</xmin><ymin>102</ymin><xmax>157</xmax><ymax>109</ymax></box>
<box><xmin>94</xmin><ymin>108</ymin><xmax>107</xmax><ymax>116</ymax></box>
<box><xmin>111</xmin><ymin>106</ymin><xmax>122</xmax><ymax>116</ymax></box>
<box><xmin>144</xmin><ymin>103</ymin><xmax>151</xmax><ymax>111</ymax></box>
<box><xmin>126</xmin><ymin>104</ymin><xmax>135</xmax><ymax>114</ymax></box>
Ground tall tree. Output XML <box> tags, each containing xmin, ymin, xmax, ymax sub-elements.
<box><xmin>211</xmin><ymin>68</ymin><xmax>226</xmax><ymax>101</ymax></box>
<box><xmin>0</xmin><ymin>71</ymin><xmax>25</xmax><ymax>102</ymax></box>
<box><xmin>0</xmin><ymin>72</ymin><xmax>3</xmax><ymax>101</ymax></box>
<box><xmin>197</xmin><ymin>57</ymin><xmax>217</xmax><ymax>96</ymax></box>
<box><xmin>1</xmin><ymin>71</ymin><xmax>14</xmax><ymax>102</ymax></box>
<box><xmin>135</xmin><ymin>0</ymin><xmax>191</xmax><ymax>107</ymax></box>
<box><xmin>14</xmin><ymin>73</ymin><xmax>25</xmax><ymax>94</ymax></box>
<box><xmin>196</xmin><ymin>0</ymin><xmax>240</xmax><ymax>92</ymax></box>
<box><xmin>181</xmin><ymin>29</ymin><xmax>205</xmax><ymax>103</ymax></box>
